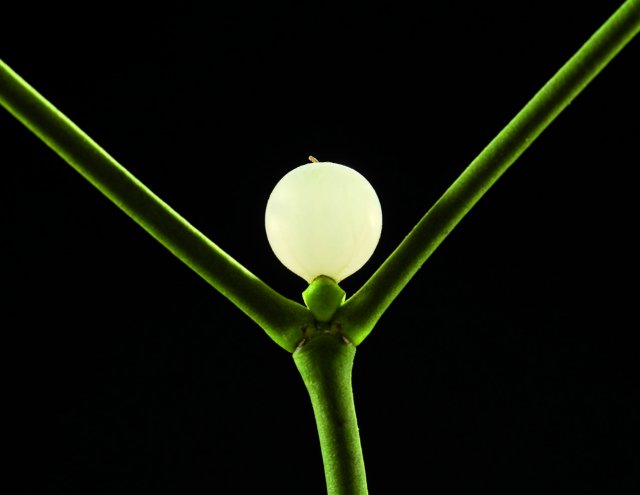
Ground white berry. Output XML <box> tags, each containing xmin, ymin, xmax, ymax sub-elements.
<box><xmin>265</xmin><ymin>160</ymin><xmax>382</xmax><ymax>283</ymax></box>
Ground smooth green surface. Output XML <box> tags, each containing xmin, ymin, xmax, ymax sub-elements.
<box><xmin>0</xmin><ymin>58</ymin><xmax>313</xmax><ymax>353</ymax></box>
<box><xmin>294</xmin><ymin>335</ymin><xmax>367</xmax><ymax>495</ymax></box>
<box><xmin>335</xmin><ymin>0</ymin><xmax>640</xmax><ymax>345</ymax></box>
<box><xmin>303</xmin><ymin>277</ymin><xmax>346</xmax><ymax>323</ymax></box>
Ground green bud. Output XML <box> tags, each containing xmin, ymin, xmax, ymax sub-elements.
<box><xmin>302</xmin><ymin>276</ymin><xmax>346</xmax><ymax>323</ymax></box>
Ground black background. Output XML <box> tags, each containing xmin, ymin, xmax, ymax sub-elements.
<box><xmin>2</xmin><ymin>1</ymin><xmax>639</xmax><ymax>493</ymax></box>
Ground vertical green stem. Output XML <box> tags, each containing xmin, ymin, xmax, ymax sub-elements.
<box><xmin>293</xmin><ymin>335</ymin><xmax>368</xmax><ymax>495</ymax></box>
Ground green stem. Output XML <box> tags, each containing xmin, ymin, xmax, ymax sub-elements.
<box><xmin>337</xmin><ymin>0</ymin><xmax>640</xmax><ymax>345</ymax></box>
<box><xmin>0</xmin><ymin>58</ymin><xmax>313</xmax><ymax>352</ymax></box>
<box><xmin>293</xmin><ymin>335</ymin><xmax>368</xmax><ymax>495</ymax></box>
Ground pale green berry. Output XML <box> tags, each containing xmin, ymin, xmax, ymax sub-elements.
<box><xmin>265</xmin><ymin>160</ymin><xmax>382</xmax><ymax>283</ymax></box>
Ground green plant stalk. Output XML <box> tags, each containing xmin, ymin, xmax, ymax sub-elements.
<box><xmin>337</xmin><ymin>0</ymin><xmax>640</xmax><ymax>345</ymax></box>
<box><xmin>1</xmin><ymin>3</ymin><xmax>639</xmax><ymax>494</ymax></box>
<box><xmin>0</xmin><ymin>58</ymin><xmax>313</xmax><ymax>352</ymax></box>
<box><xmin>294</xmin><ymin>334</ymin><xmax>367</xmax><ymax>495</ymax></box>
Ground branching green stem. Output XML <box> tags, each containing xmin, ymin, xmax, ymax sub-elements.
<box><xmin>2</xmin><ymin>3</ymin><xmax>639</xmax><ymax>494</ymax></box>
<box><xmin>0</xmin><ymin>59</ymin><xmax>312</xmax><ymax>352</ymax></box>
<box><xmin>294</xmin><ymin>335</ymin><xmax>368</xmax><ymax>495</ymax></box>
<box><xmin>337</xmin><ymin>0</ymin><xmax>640</xmax><ymax>345</ymax></box>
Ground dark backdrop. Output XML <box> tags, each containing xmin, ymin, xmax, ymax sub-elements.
<box><xmin>3</xmin><ymin>1</ymin><xmax>639</xmax><ymax>493</ymax></box>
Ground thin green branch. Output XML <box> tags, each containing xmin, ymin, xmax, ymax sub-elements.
<box><xmin>0</xmin><ymin>58</ymin><xmax>313</xmax><ymax>352</ymax></box>
<box><xmin>337</xmin><ymin>0</ymin><xmax>640</xmax><ymax>345</ymax></box>
<box><xmin>293</xmin><ymin>334</ymin><xmax>368</xmax><ymax>495</ymax></box>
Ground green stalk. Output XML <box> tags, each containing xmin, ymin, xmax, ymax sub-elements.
<box><xmin>2</xmin><ymin>3</ymin><xmax>639</xmax><ymax>493</ymax></box>
<box><xmin>337</xmin><ymin>0</ymin><xmax>640</xmax><ymax>345</ymax></box>
<box><xmin>0</xmin><ymin>58</ymin><xmax>312</xmax><ymax>352</ymax></box>
<box><xmin>293</xmin><ymin>334</ymin><xmax>368</xmax><ymax>495</ymax></box>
